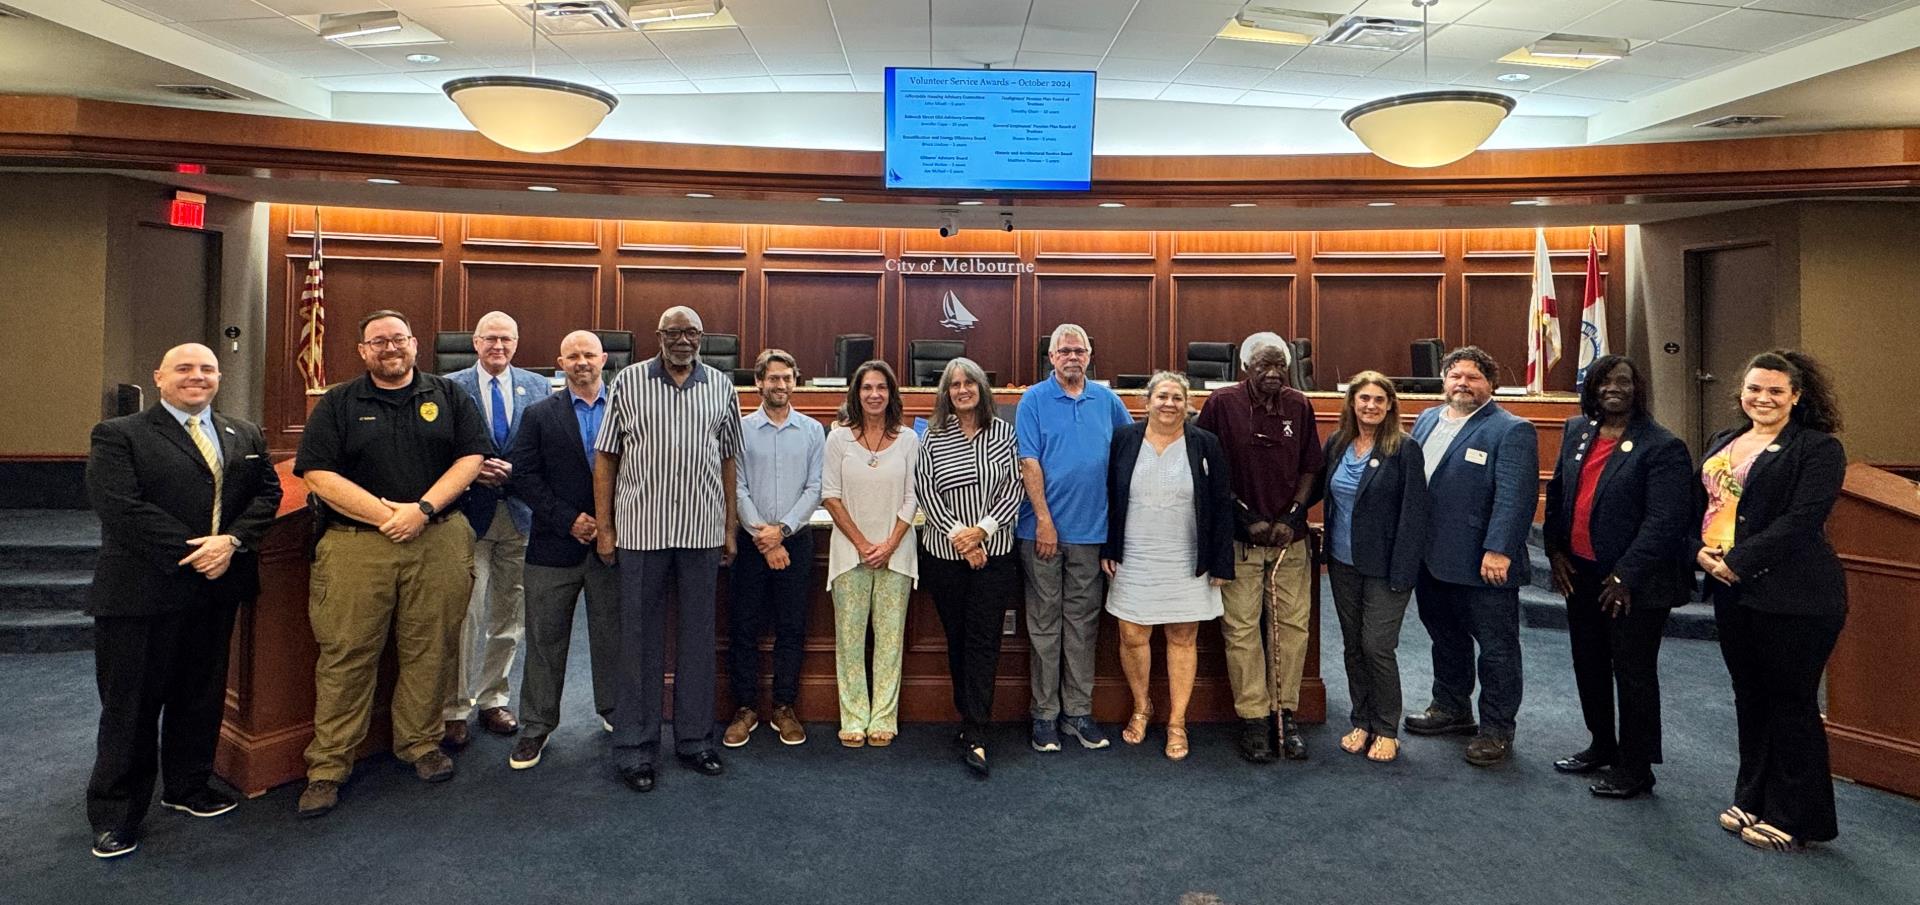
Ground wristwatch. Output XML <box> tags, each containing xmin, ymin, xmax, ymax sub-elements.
<box><xmin>780</xmin><ymin>523</ymin><xmax>795</xmax><ymax>538</ymax></box>
<box><xmin>417</xmin><ymin>499</ymin><xmax>437</xmax><ymax>518</ymax></box>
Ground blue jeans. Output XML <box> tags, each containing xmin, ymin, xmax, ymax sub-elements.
<box><xmin>1415</xmin><ymin>568</ymin><xmax>1522</xmax><ymax>738</ymax></box>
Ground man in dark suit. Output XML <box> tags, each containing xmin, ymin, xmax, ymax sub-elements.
<box><xmin>503</xmin><ymin>330</ymin><xmax>621</xmax><ymax>769</ymax></box>
<box><xmin>84</xmin><ymin>343</ymin><xmax>282</xmax><ymax>858</ymax></box>
<box><xmin>1404</xmin><ymin>346</ymin><xmax>1538</xmax><ymax>766</ymax></box>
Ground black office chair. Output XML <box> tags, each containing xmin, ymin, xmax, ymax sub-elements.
<box><xmin>833</xmin><ymin>334</ymin><xmax>875</xmax><ymax>380</ymax></box>
<box><xmin>908</xmin><ymin>339</ymin><xmax>965</xmax><ymax>387</ymax></box>
<box><xmin>1185</xmin><ymin>341</ymin><xmax>1238</xmax><ymax>382</ymax></box>
<box><xmin>593</xmin><ymin>329</ymin><xmax>635</xmax><ymax>379</ymax></box>
<box><xmin>1290</xmin><ymin>337</ymin><xmax>1315</xmax><ymax>391</ymax></box>
<box><xmin>700</xmin><ymin>333</ymin><xmax>741</xmax><ymax>373</ymax></box>
<box><xmin>1410</xmin><ymin>338</ymin><xmax>1443</xmax><ymax>378</ymax></box>
<box><xmin>434</xmin><ymin>331</ymin><xmax>476</xmax><ymax>375</ymax></box>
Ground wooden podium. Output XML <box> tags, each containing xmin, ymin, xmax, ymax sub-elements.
<box><xmin>1825</xmin><ymin>463</ymin><xmax>1920</xmax><ymax>800</ymax></box>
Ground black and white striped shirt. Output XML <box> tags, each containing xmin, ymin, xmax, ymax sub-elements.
<box><xmin>594</xmin><ymin>357</ymin><xmax>742</xmax><ymax>551</ymax></box>
<box><xmin>915</xmin><ymin>416</ymin><xmax>1022</xmax><ymax>560</ymax></box>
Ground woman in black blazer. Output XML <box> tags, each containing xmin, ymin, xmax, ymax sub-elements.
<box><xmin>1100</xmin><ymin>372</ymin><xmax>1235</xmax><ymax>760</ymax></box>
<box><xmin>1310</xmin><ymin>371</ymin><xmax>1429</xmax><ymax>764</ymax></box>
<box><xmin>1694</xmin><ymin>350</ymin><xmax>1847</xmax><ymax>852</ymax></box>
<box><xmin>1543</xmin><ymin>355</ymin><xmax>1694</xmax><ymax>799</ymax></box>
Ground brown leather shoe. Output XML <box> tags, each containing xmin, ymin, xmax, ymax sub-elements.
<box><xmin>441</xmin><ymin>720</ymin><xmax>470</xmax><ymax>750</ymax></box>
<box><xmin>297</xmin><ymin>780</ymin><xmax>339</xmax><ymax>818</ymax></box>
<box><xmin>1464</xmin><ymin>734</ymin><xmax>1513</xmax><ymax>767</ymax></box>
<box><xmin>771</xmin><ymin>705</ymin><xmax>806</xmax><ymax>746</ymax></box>
<box><xmin>413</xmin><ymin>748</ymin><xmax>456</xmax><ymax>783</ymax></box>
<box><xmin>723</xmin><ymin>707</ymin><xmax>758</xmax><ymax>748</ymax></box>
<box><xmin>480</xmin><ymin>707</ymin><xmax>519</xmax><ymax>735</ymax></box>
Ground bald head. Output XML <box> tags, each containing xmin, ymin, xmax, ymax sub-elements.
<box><xmin>558</xmin><ymin>330</ymin><xmax>607</xmax><ymax>393</ymax></box>
<box><xmin>154</xmin><ymin>343</ymin><xmax>221</xmax><ymax>412</ymax></box>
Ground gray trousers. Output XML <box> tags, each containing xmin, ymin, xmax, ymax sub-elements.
<box><xmin>613</xmin><ymin>547</ymin><xmax>720</xmax><ymax>769</ymax></box>
<box><xmin>1021</xmin><ymin>539</ymin><xmax>1105</xmax><ymax>720</ymax></box>
<box><xmin>1328</xmin><ymin>560</ymin><xmax>1413</xmax><ymax>738</ymax></box>
<box><xmin>518</xmin><ymin>556</ymin><xmax>621</xmax><ymax>740</ymax></box>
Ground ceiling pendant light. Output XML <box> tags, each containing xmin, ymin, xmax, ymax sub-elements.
<box><xmin>1341</xmin><ymin>0</ymin><xmax>1514</xmax><ymax>168</ymax></box>
<box><xmin>443</xmin><ymin>5</ymin><xmax>617</xmax><ymax>154</ymax></box>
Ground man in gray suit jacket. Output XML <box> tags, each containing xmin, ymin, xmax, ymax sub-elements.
<box><xmin>1404</xmin><ymin>347</ymin><xmax>1538</xmax><ymax>767</ymax></box>
<box><xmin>442</xmin><ymin>311</ymin><xmax>551</xmax><ymax>745</ymax></box>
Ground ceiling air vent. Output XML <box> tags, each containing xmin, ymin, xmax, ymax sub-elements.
<box><xmin>1315</xmin><ymin>15</ymin><xmax>1424</xmax><ymax>51</ymax></box>
<box><xmin>529</xmin><ymin>1</ymin><xmax>629</xmax><ymax>34</ymax></box>
<box><xmin>158</xmin><ymin>84</ymin><xmax>248</xmax><ymax>101</ymax></box>
<box><xmin>1694</xmin><ymin>114</ymin><xmax>1781</xmax><ymax>129</ymax></box>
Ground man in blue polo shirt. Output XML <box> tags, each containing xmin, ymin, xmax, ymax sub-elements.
<box><xmin>1017</xmin><ymin>323</ymin><xmax>1134</xmax><ymax>752</ymax></box>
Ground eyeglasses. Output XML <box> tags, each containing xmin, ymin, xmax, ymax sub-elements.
<box><xmin>475</xmin><ymin>334</ymin><xmax>517</xmax><ymax>346</ymax></box>
<box><xmin>1052</xmin><ymin>347</ymin><xmax>1089</xmax><ymax>357</ymax></box>
<box><xmin>659</xmin><ymin>329</ymin><xmax>704</xmax><ymax>342</ymax></box>
<box><xmin>359</xmin><ymin>335</ymin><xmax>414</xmax><ymax>350</ymax></box>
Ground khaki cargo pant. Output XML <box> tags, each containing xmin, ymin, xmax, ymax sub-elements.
<box><xmin>304</xmin><ymin>516</ymin><xmax>474</xmax><ymax>782</ymax></box>
<box><xmin>1219</xmin><ymin>538</ymin><xmax>1312</xmax><ymax>718</ymax></box>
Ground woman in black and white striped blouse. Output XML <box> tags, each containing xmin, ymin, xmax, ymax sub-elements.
<box><xmin>915</xmin><ymin>357</ymin><xmax>1022</xmax><ymax>777</ymax></box>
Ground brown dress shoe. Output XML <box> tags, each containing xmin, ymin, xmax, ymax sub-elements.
<box><xmin>771</xmin><ymin>705</ymin><xmax>806</xmax><ymax>746</ymax></box>
<box><xmin>441</xmin><ymin>720</ymin><xmax>470</xmax><ymax>750</ymax></box>
<box><xmin>480</xmin><ymin>707</ymin><xmax>519</xmax><ymax>735</ymax></box>
<box><xmin>297</xmin><ymin>780</ymin><xmax>339</xmax><ymax>818</ymax></box>
<box><xmin>413</xmin><ymin>748</ymin><xmax>456</xmax><ymax>783</ymax></box>
<box><xmin>723</xmin><ymin>707</ymin><xmax>758</xmax><ymax>748</ymax></box>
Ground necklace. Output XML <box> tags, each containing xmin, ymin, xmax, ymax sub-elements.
<box><xmin>857</xmin><ymin>428</ymin><xmax>886</xmax><ymax>467</ymax></box>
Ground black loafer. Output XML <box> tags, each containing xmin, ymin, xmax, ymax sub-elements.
<box><xmin>677</xmin><ymin>749</ymin><xmax>725</xmax><ymax>776</ymax></box>
<box><xmin>1404</xmin><ymin>707</ymin><xmax>1478</xmax><ymax>737</ymax></box>
<box><xmin>617</xmin><ymin>765</ymin><xmax>655</xmax><ymax>793</ymax></box>
<box><xmin>91</xmin><ymin>830</ymin><xmax>138</xmax><ymax>859</ymax></box>
<box><xmin>1553</xmin><ymin>748</ymin><xmax>1614</xmax><ymax>775</ymax></box>
<box><xmin>1590</xmin><ymin>768</ymin><xmax>1656</xmax><ymax>799</ymax></box>
<box><xmin>161</xmin><ymin>788</ymin><xmax>238</xmax><ymax>818</ymax></box>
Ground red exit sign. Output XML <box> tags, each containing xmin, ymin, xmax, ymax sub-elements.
<box><xmin>169</xmin><ymin>191</ymin><xmax>206</xmax><ymax>229</ymax></box>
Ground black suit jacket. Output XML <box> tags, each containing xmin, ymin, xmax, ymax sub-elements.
<box><xmin>506</xmin><ymin>390</ymin><xmax>600</xmax><ymax>568</ymax></box>
<box><xmin>1543</xmin><ymin>414</ymin><xmax>1695</xmax><ymax>607</ymax></box>
<box><xmin>1102</xmin><ymin>421</ymin><xmax>1236</xmax><ymax>581</ymax></box>
<box><xmin>1310</xmin><ymin>434</ymin><xmax>1431</xmax><ymax>591</ymax></box>
<box><xmin>85</xmin><ymin>406</ymin><xmax>282</xmax><ymax>617</ymax></box>
<box><xmin>1691</xmin><ymin>421</ymin><xmax>1847</xmax><ymax>616</ymax></box>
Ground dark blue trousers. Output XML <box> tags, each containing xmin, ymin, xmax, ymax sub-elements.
<box><xmin>613</xmin><ymin>547</ymin><xmax>720</xmax><ymax>770</ymax></box>
<box><xmin>1416</xmin><ymin>568</ymin><xmax>1523</xmax><ymax>738</ymax></box>
<box><xmin>727</xmin><ymin>529</ymin><xmax>815</xmax><ymax>709</ymax></box>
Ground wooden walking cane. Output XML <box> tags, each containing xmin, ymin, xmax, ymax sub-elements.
<box><xmin>1265</xmin><ymin>545</ymin><xmax>1287</xmax><ymax>750</ymax></box>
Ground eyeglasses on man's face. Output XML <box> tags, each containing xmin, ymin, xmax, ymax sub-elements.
<box><xmin>475</xmin><ymin>334</ymin><xmax>517</xmax><ymax>346</ymax></box>
<box><xmin>659</xmin><ymin>329</ymin><xmax>703</xmax><ymax>343</ymax></box>
<box><xmin>359</xmin><ymin>335</ymin><xmax>414</xmax><ymax>351</ymax></box>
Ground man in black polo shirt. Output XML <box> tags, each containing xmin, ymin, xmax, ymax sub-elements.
<box><xmin>293</xmin><ymin>309</ymin><xmax>489</xmax><ymax>818</ymax></box>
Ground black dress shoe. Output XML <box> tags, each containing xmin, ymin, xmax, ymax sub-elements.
<box><xmin>677</xmin><ymin>749</ymin><xmax>725</xmax><ymax>776</ymax></box>
<box><xmin>1279</xmin><ymin>710</ymin><xmax>1308</xmax><ymax>760</ymax></box>
<box><xmin>1553</xmin><ymin>748</ymin><xmax>1614</xmax><ymax>775</ymax></box>
<box><xmin>1590</xmin><ymin>768</ymin><xmax>1656</xmax><ymax>799</ymax></box>
<box><xmin>1404</xmin><ymin>707</ymin><xmax>1478</xmax><ymax>737</ymax></box>
<box><xmin>962</xmin><ymin>741</ymin><xmax>990</xmax><ymax>778</ymax></box>
<box><xmin>91</xmin><ymin>830</ymin><xmax>138</xmax><ymax>859</ymax></box>
<box><xmin>161</xmin><ymin>788</ymin><xmax>238</xmax><ymax>818</ymax></box>
<box><xmin>1237</xmin><ymin>718</ymin><xmax>1276</xmax><ymax>764</ymax></box>
<box><xmin>617</xmin><ymin>765</ymin><xmax>656</xmax><ymax>793</ymax></box>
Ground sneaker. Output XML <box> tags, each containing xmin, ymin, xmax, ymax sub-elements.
<box><xmin>1059</xmin><ymin>714</ymin><xmax>1110</xmax><ymax>749</ymax></box>
<box><xmin>600</xmin><ymin>716</ymin><xmax>614</xmax><ymax>733</ymax></box>
<box><xmin>412</xmin><ymin>748</ymin><xmax>456</xmax><ymax>783</ymax></box>
<box><xmin>91</xmin><ymin>830</ymin><xmax>138</xmax><ymax>859</ymax></box>
<box><xmin>723</xmin><ymin>707</ymin><xmax>758</xmax><ymax>748</ymax></box>
<box><xmin>771</xmin><ymin>705</ymin><xmax>807</xmax><ymax>745</ymax></box>
<box><xmin>509</xmin><ymin>735</ymin><xmax>546</xmax><ymax>770</ymax></box>
<box><xmin>1030</xmin><ymin>718</ymin><xmax>1061</xmax><ymax>753</ymax></box>
<box><xmin>160</xmin><ymin>788</ymin><xmax>237</xmax><ymax>818</ymax></box>
<box><xmin>1237</xmin><ymin>718</ymin><xmax>1276</xmax><ymax>764</ymax></box>
<box><xmin>296</xmin><ymin>780</ymin><xmax>339</xmax><ymax>818</ymax></box>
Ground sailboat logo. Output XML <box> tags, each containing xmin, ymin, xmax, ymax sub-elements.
<box><xmin>940</xmin><ymin>290</ymin><xmax>979</xmax><ymax>331</ymax></box>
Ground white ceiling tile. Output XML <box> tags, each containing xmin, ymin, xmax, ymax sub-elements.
<box><xmin>928</xmin><ymin>51</ymin><xmax>1003</xmax><ymax>68</ymax></box>
<box><xmin>667</xmin><ymin>53</ymin><xmax>768</xmax><ymax>79</ymax></box>
<box><xmin>1098</xmin><ymin>57</ymin><xmax>1186</xmax><ymax>82</ymax></box>
<box><xmin>1365</xmin><ymin>51</ymin><xmax>1482</xmax><ymax>83</ymax></box>
<box><xmin>1663</xmin><ymin>9</ymin><xmax>1848</xmax><ymax>52</ymax></box>
<box><xmin>121</xmin><ymin>0</ymin><xmax>277</xmax><ymax>22</ymax></box>
<box><xmin>1601</xmin><ymin>42</ymin><xmax>1748</xmax><ymax>79</ymax></box>
<box><xmin>1107</xmin><ymin>29</ymin><xmax>1212</xmax><ymax>61</ymax></box>
<box><xmin>1157</xmin><ymin>83</ymin><xmax>1248</xmax><ymax>104</ymax></box>
<box><xmin>1510</xmin><ymin>94</ymin><xmax>1618</xmax><ymax>117</ymax></box>
<box><xmin>1421</xmin><ymin>23</ymin><xmax>1543</xmax><ymax>61</ymax></box>
<box><xmin>180</xmin><ymin>17</ymin><xmax>327</xmax><ymax>54</ymax></box>
<box><xmin>852</xmin><ymin>71</ymin><xmax>885</xmax><ymax>91</ymax></box>
<box><xmin>1194</xmin><ymin>38</ymin><xmax>1305</xmax><ymax>69</ymax></box>
<box><xmin>411</xmin><ymin>68</ymin><xmax>494</xmax><ymax>91</ymax></box>
<box><xmin>250</xmin><ymin>47</ymin><xmax>393</xmax><ymax>78</ymax></box>
<box><xmin>1238</xmin><ymin>90</ymin><xmax>1325</xmax><ymax>109</ymax></box>
<box><xmin>740</xmin><ymin>25</ymin><xmax>845</xmax><ymax>55</ymax></box>
<box><xmin>1456</xmin><ymin>0</ymin><xmax>1616</xmax><ymax>31</ymax></box>
<box><xmin>1282</xmin><ymin>45</ymin><xmax>1393</xmax><ymax>76</ymax></box>
<box><xmin>612</xmin><ymin>80</ymin><xmax>702</xmax><ymax>94</ymax></box>
<box><xmin>1449</xmin><ymin>62</ymin><xmax>1574</xmax><ymax>91</ymax></box>
<box><xmin>1330</xmin><ymin>77</ymin><xmax>1432</xmax><ymax>100</ymax></box>
<box><xmin>646</xmin><ymin>26</ymin><xmax>757</xmax><ymax>57</ymax></box>
<box><xmin>383</xmin><ymin>0</ymin><xmax>500</xmax><ymax>12</ymax></box>
<box><xmin>1535</xmin><ymin>68</ymin><xmax>1681</xmax><ymax>100</ymax></box>
<box><xmin>1252</xmin><ymin>69</ymin><xmax>1361</xmax><ymax>95</ymax></box>
<box><xmin>696</xmin><ymin>76</ymin><xmax>779</xmax><ymax>93</ymax></box>
<box><xmin>101</xmin><ymin>0</ymin><xmax>174</xmax><ymax>23</ymax></box>
<box><xmin>1013</xmin><ymin>53</ymin><xmax>1104</xmax><ymax>71</ymax></box>
<box><xmin>1313</xmin><ymin>96</ymin><xmax>1354</xmax><ymax>109</ymax></box>
<box><xmin>1023</xmin><ymin>0</ymin><xmax>1136</xmax><ymax>55</ymax></box>
<box><xmin>1746</xmin><ymin>0</ymin><xmax>1903</xmax><ymax>16</ymax></box>
<box><xmin>828</xmin><ymin>0</ymin><xmax>930</xmax><ymax>54</ymax></box>
<box><xmin>1019</xmin><ymin>24</ymin><xmax>1123</xmax><ymax>56</ymax></box>
<box><xmin>1094</xmin><ymin>78</ymin><xmax>1166</xmax><ymax>99</ymax></box>
<box><xmin>351</xmin><ymin>45</ymin><xmax>485</xmax><ymax>71</ymax></box>
<box><xmin>250</xmin><ymin>1</ymin><xmax>384</xmax><ymax>14</ymax></box>
<box><xmin>931</xmin><ymin>0</ymin><xmax>1027</xmax><ymax>54</ymax></box>
<box><xmin>1351</xmin><ymin>0</ymin><xmax>1483</xmax><ymax>23</ymax></box>
<box><xmin>317</xmin><ymin>73</ymin><xmax>441</xmax><ymax>93</ymax></box>
<box><xmin>550</xmin><ymin>32</ymin><xmax>667</xmax><ymax>64</ymax></box>
<box><xmin>758</xmin><ymin>53</ymin><xmax>851</xmax><ymax>76</ymax></box>
<box><xmin>772</xmin><ymin>74</ymin><xmax>858</xmax><ymax>91</ymax></box>
<box><xmin>846</xmin><ymin>51</ymin><xmax>934</xmax><ymax>81</ymax></box>
<box><xmin>1566</xmin><ymin>1</ymin><xmax>1737</xmax><ymax>43</ymax></box>
<box><xmin>407</xmin><ymin>5</ymin><xmax>556</xmax><ymax>66</ymax></box>
<box><xmin>1175</xmin><ymin>62</ymin><xmax>1278</xmax><ymax>89</ymax></box>
<box><xmin>724</xmin><ymin>0</ymin><xmax>834</xmax><ymax>29</ymax></box>
<box><xmin>1122</xmin><ymin>0</ymin><xmax>1247</xmax><ymax>34</ymax></box>
<box><xmin>588</xmin><ymin>59</ymin><xmax>686</xmax><ymax>83</ymax></box>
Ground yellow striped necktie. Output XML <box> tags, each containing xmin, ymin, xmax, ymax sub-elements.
<box><xmin>187</xmin><ymin>415</ymin><xmax>223</xmax><ymax>535</ymax></box>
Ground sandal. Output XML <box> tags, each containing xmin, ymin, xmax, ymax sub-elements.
<box><xmin>1340</xmin><ymin>728</ymin><xmax>1371</xmax><ymax>755</ymax></box>
<box><xmin>1165</xmin><ymin>723</ymin><xmax>1190</xmax><ymax>761</ymax></box>
<box><xmin>838</xmin><ymin>730</ymin><xmax>866</xmax><ymax>748</ymax></box>
<box><xmin>868</xmin><ymin>730</ymin><xmax>895</xmax><ymax>747</ymax></box>
<box><xmin>1367</xmin><ymin>736</ymin><xmax>1399</xmax><ymax>763</ymax></box>
<box><xmin>1719</xmin><ymin>806</ymin><xmax>1759</xmax><ymax>834</ymax></box>
<box><xmin>1741</xmin><ymin>822</ymin><xmax>1804</xmax><ymax>852</ymax></box>
<box><xmin>1123</xmin><ymin>707</ymin><xmax>1152</xmax><ymax>746</ymax></box>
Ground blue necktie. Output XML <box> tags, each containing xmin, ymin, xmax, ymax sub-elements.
<box><xmin>490</xmin><ymin>376</ymin><xmax>509</xmax><ymax>449</ymax></box>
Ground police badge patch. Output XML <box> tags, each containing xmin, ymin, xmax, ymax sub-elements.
<box><xmin>419</xmin><ymin>401</ymin><xmax>439</xmax><ymax>422</ymax></box>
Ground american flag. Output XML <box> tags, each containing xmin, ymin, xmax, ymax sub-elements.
<box><xmin>295</xmin><ymin>208</ymin><xmax>327</xmax><ymax>391</ymax></box>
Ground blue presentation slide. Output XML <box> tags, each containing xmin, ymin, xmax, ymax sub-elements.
<box><xmin>884</xmin><ymin>68</ymin><xmax>1095</xmax><ymax>192</ymax></box>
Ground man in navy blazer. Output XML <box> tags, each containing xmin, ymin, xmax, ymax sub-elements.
<box><xmin>1404</xmin><ymin>347</ymin><xmax>1537</xmax><ymax>766</ymax></box>
<box><xmin>442</xmin><ymin>311</ymin><xmax>552</xmax><ymax>745</ymax></box>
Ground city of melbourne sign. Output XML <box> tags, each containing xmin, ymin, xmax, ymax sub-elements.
<box><xmin>884</xmin><ymin>257</ymin><xmax>1037</xmax><ymax>274</ymax></box>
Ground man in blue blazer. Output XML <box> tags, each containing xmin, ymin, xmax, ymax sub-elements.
<box><xmin>442</xmin><ymin>311</ymin><xmax>552</xmax><ymax>746</ymax></box>
<box><xmin>1405</xmin><ymin>347</ymin><xmax>1538</xmax><ymax>766</ymax></box>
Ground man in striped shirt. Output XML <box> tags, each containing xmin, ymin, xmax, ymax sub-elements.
<box><xmin>593</xmin><ymin>306</ymin><xmax>743</xmax><ymax>793</ymax></box>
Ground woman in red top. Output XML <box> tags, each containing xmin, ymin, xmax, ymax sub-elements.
<box><xmin>1543</xmin><ymin>356</ymin><xmax>1694</xmax><ymax>799</ymax></box>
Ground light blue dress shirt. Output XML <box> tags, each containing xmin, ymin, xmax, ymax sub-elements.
<box><xmin>1328</xmin><ymin>445</ymin><xmax>1369</xmax><ymax>567</ymax></box>
<box><xmin>736</xmin><ymin>406</ymin><xmax>826</xmax><ymax>535</ymax></box>
<box><xmin>160</xmin><ymin>399</ymin><xmax>222</xmax><ymax>468</ymax></box>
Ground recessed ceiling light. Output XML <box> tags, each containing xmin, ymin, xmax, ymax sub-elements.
<box><xmin>1495</xmin><ymin>72</ymin><xmax>1531</xmax><ymax>83</ymax></box>
<box><xmin>367</xmin><ymin>177</ymin><xmax>400</xmax><ymax>185</ymax></box>
<box><xmin>1367</xmin><ymin>201</ymin><xmax>1396</xmax><ymax>207</ymax></box>
<box><xmin>1098</xmin><ymin>201</ymin><xmax>1126</xmax><ymax>208</ymax></box>
<box><xmin>1229</xmin><ymin>202</ymin><xmax>1257</xmax><ymax>208</ymax></box>
<box><xmin>528</xmin><ymin>185</ymin><xmax>558</xmax><ymax>192</ymax></box>
<box><xmin>816</xmin><ymin>196</ymin><xmax>843</xmax><ymax>202</ymax></box>
<box><xmin>957</xmin><ymin>200</ymin><xmax>986</xmax><ymax>206</ymax></box>
<box><xmin>1511</xmin><ymin>199</ymin><xmax>1543</xmax><ymax>205</ymax></box>
<box><xmin>685</xmin><ymin>192</ymin><xmax>713</xmax><ymax>198</ymax></box>
<box><xmin>405</xmin><ymin>53</ymin><xmax>441</xmax><ymax>65</ymax></box>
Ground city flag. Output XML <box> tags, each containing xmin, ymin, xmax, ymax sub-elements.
<box><xmin>1576</xmin><ymin>227</ymin><xmax>1609</xmax><ymax>385</ymax></box>
<box><xmin>295</xmin><ymin>209</ymin><xmax>327</xmax><ymax>392</ymax></box>
<box><xmin>1524</xmin><ymin>227</ymin><xmax>1562</xmax><ymax>393</ymax></box>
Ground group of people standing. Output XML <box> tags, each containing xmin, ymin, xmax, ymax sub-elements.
<box><xmin>81</xmin><ymin>303</ymin><xmax>1851</xmax><ymax>859</ymax></box>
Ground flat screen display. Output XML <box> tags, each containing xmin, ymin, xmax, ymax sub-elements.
<box><xmin>884</xmin><ymin>68</ymin><xmax>1096</xmax><ymax>192</ymax></box>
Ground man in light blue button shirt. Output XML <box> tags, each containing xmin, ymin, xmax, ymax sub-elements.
<box><xmin>724</xmin><ymin>349</ymin><xmax>826</xmax><ymax>747</ymax></box>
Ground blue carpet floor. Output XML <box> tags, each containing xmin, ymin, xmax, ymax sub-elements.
<box><xmin>4</xmin><ymin>580</ymin><xmax>1917</xmax><ymax>905</ymax></box>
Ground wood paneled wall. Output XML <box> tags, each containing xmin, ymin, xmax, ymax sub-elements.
<box><xmin>265</xmin><ymin>205</ymin><xmax>1626</xmax><ymax>448</ymax></box>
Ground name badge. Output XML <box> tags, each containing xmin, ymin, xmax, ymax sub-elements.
<box><xmin>1464</xmin><ymin>448</ymin><xmax>1489</xmax><ymax>465</ymax></box>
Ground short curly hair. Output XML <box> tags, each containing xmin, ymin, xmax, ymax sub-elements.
<box><xmin>1438</xmin><ymin>345</ymin><xmax>1500</xmax><ymax>386</ymax></box>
